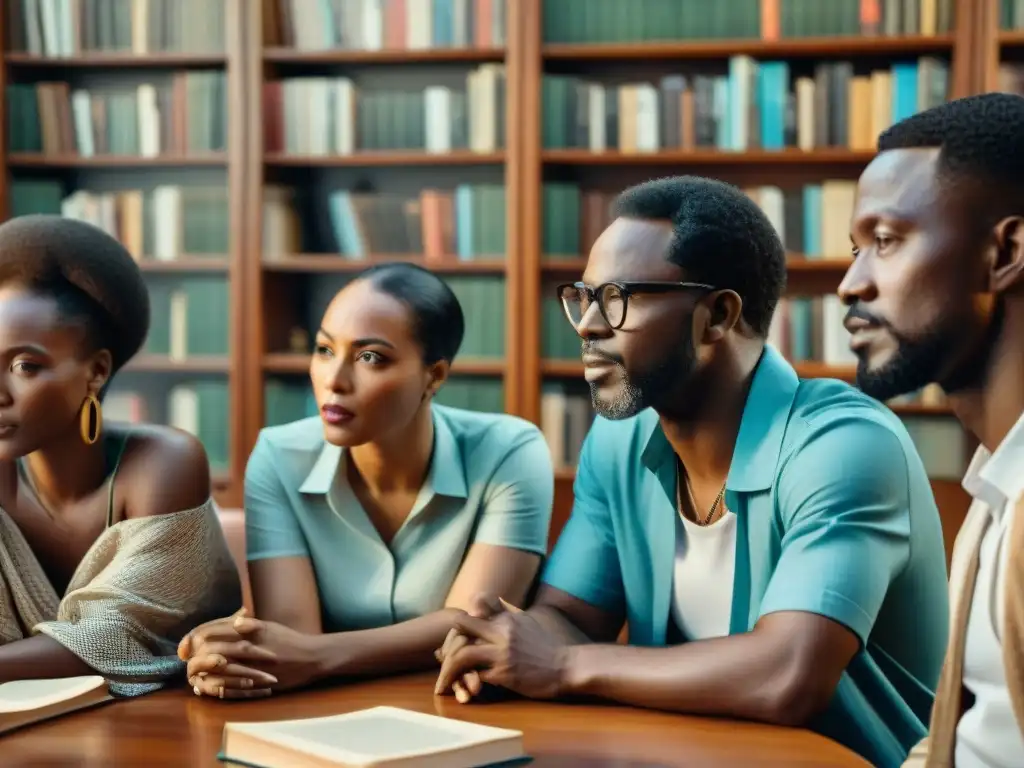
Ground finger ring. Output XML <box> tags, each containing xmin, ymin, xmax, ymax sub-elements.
<box><xmin>218</xmin><ymin>685</ymin><xmax>225</xmax><ymax>700</ymax></box>
<box><xmin>193</xmin><ymin>684</ymin><xmax>201</xmax><ymax>696</ymax></box>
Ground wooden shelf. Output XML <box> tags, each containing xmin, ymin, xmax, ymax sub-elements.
<box><xmin>7</xmin><ymin>153</ymin><xmax>227</xmax><ymax>168</ymax></box>
<box><xmin>999</xmin><ymin>30</ymin><xmax>1024</xmax><ymax>45</ymax></box>
<box><xmin>791</xmin><ymin>361</ymin><xmax>854</xmax><ymax>380</ymax></box>
<box><xmin>138</xmin><ymin>257</ymin><xmax>229</xmax><ymax>273</ymax></box>
<box><xmin>265</xmin><ymin>151</ymin><xmax>504</xmax><ymax>167</ymax></box>
<box><xmin>264</xmin><ymin>47</ymin><xmax>504</xmax><ymax>64</ymax></box>
<box><xmin>262</xmin><ymin>353</ymin><xmax>505</xmax><ymax>376</ymax></box>
<box><xmin>543</xmin><ymin>34</ymin><xmax>956</xmax><ymax>61</ymax></box>
<box><xmin>540</xmin><ymin>359</ymin><xmax>584</xmax><ymax>377</ymax></box>
<box><xmin>541</xmin><ymin>149</ymin><xmax>876</xmax><ymax>165</ymax></box>
<box><xmin>4</xmin><ymin>52</ymin><xmax>227</xmax><ymax>67</ymax></box>
<box><xmin>263</xmin><ymin>255</ymin><xmax>507</xmax><ymax>273</ymax></box>
<box><xmin>540</xmin><ymin>257</ymin><xmax>854</xmax><ymax>272</ymax></box>
<box><xmin>124</xmin><ymin>355</ymin><xmax>231</xmax><ymax>374</ymax></box>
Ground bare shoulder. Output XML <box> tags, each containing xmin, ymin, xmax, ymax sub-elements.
<box><xmin>112</xmin><ymin>424</ymin><xmax>212</xmax><ymax>520</ymax></box>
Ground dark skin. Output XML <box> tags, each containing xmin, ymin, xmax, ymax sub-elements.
<box><xmin>0</xmin><ymin>285</ymin><xmax>213</xmax><ymax>683</ymax></box>
<box><xmin>180</xmin><ymin>279</ymin><xmax>542</xmax><ymax>699</ymax></box>
<box><xmin>840</xmin><ymin>147</ymin><xmax>1024</xmax><ymax>453</ymax></box>
<box><xmin>435</xmin><ymin>217</ymin><xmax>860</xmax><ymax>727</ymax></box>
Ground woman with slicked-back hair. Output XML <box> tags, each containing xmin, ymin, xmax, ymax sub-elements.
<box><xmin>0</xmin><ymin>215</ymin><xmax>241</xmax><ymax>695</ymax></box>
<box><xmin>179</xmin><ymin>261</ymin><xmax>553</xmax><ymax>700</ymax></box>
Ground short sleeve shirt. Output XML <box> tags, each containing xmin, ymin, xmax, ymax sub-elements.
<box><xmin>245</xmin><ymin>405</ymin><xmax>554</xmax><ymax>632</ymax></box>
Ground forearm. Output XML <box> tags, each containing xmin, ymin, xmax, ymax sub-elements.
<box><xmin>528</xmin><ymin>605</ymin><xmax>596</xmax><ymax>644</ymax></box>
<box><xmin>561</xmin><ymin>633</ymin><xmax>820</xmax><ymax>726</ymax></box>
<box><xmin>310</xmin><ymin>609</ymin><xmax>464</xmax><ymax>681</ymax></box>
<box><xmin>0</xmin><ymin>634</ymin><xmax>99</xmax><ymax>683</ymax></box>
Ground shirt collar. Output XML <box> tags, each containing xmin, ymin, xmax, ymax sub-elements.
<box><xmin>962</xmin><ymin>411</ymin><xmax>1024</xmax><ymax>512</ymax></box>
<box><xmin>640</xmin><ymin>345</ymin><xmax>800</xmax><ymax>492</ymax></box>
<box><xmin>298</xmin><ymin>407</ymin><xmax>469</xmax><ymax>498</ymax></box>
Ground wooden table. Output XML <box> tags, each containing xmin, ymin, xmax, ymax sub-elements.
<box><xmin>2</xmin><ymin>673</ymin><xmax>870</xmax><ymax>766</ymax></box>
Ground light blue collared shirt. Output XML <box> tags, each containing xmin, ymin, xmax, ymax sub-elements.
<box><xmin>542</xmin><ymin>345</ymin><xmax>950</xmax><ymax>768</ymax></box>
<box><xmin>244</xmin><ymin>405</ymin><xmax>554</xmax><ymax>632</ymax></box>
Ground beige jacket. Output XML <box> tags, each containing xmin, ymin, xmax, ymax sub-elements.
<box><xmin>903</xmin><ymin>494</ymin><xmax>1024</xmax><ymax>766</ymax></box>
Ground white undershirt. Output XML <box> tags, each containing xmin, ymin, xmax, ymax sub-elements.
<box><xmin>669</xmin><ymin>507</ymin><xmax>737</xmax><ymax>641</ymax></box>
<box><xmin>955</xmin><ymin>412</ymin><xmax>1024</xmax><ymax>768</ymax></box>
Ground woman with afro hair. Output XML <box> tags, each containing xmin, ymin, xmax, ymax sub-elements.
<box><xmin>0</xmin><ymin>214</ymin><xmax>241</xmax><ymax>696</ymax></box>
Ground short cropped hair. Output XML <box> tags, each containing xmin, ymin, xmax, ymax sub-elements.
<box><xmin>611</xmin><ymin>176</ymin><xmax>787</xmax><ymax>336</ymax></box>
<box><xmin>0</xmin><ymin>215</ymin><xmax>150</xmax><ymax>375</ymax></box>
<box><xmin>355</xmin><ymin>262</ymin><xmax>465</xmax><ymax>364</ymax></box>
<box><xmin>878</xmin><ymin>92</ymin><xmax>1024</xmax><ymax>212</ymax></box>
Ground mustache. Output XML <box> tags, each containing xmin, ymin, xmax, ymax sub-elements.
<box><xmin>580</xmin><ymin>341</ymin><xmax>623</xmax><ymax>365</ymax></box>
<box><xmin>844</xmin><ymin>305</ymin><xmax>889</xmax><ymax>330</ymax></box>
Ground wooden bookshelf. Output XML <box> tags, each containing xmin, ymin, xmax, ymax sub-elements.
<box><xmin>518</xmin><ymin>0</ymin><xmax>980</xmax><ymax>556</ymax></box>
<box><xmin>0</xmin><ymin>0</ymin><xmax>997</xmax><ymax>552</ymax></box>
<box><xmin>239</xmin><ymin>0</ymin><xmax>521</xmax><ymax>455</ymax></box>
<box><xmin>0</xmin><ymin>0</ymin><xmax>246</xmax><ymax>508</ymax></box>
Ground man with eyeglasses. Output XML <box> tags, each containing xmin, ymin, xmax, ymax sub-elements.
<box><xmin>434</xmin><ymin>175</ymin><xmax>950</xmax><ymax>768</ymax></box>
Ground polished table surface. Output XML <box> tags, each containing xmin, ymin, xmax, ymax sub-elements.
<box><xmin>3</xmin><ymin>673</ymin><xmax>870</xmax><ymax>766</ymax></box>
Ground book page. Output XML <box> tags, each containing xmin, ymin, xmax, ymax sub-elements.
<box><xmin>273</xmin><ymin>713</ymin><xmax>478</xmax><ymax>757</ymax></box>
<box><xmin>0</xmin><ymin>676</ymin><xmax>106</xmax><ymax>713</ymax></box>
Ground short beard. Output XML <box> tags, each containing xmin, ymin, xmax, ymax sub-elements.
<box><xmin>590</xmin><ymin>337</ymin><xmax>696</xmax><ymax>421</ymax></box>
<box><xmin>856</xmin><ymin>303</ymin><xmax>1004</xmax><ymax>400</ymax></box>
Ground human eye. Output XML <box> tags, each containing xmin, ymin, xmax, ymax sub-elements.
<box><xmin>314</xmin><ymin>343</ymin><xmax>333</xmax><ymax>358</ymax></box>
<box><xmin>358</xmin><ymin>350</ymin><xmax>386</xmax><ymax>365</ymax></box>
<box><xmin>11</xmin><ymin>359</ymin><xmax>41</xmax><ymax>376</ymax></box>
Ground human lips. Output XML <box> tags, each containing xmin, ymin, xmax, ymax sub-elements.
<box><xmin>321</xmin><ymin>404</ymin><xmax>354</xmax><ymax>425</ymax></box>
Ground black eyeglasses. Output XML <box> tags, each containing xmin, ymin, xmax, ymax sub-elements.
<box><xmin>556</xmin><ymin>280</ymin><xmax>715</xmax><ymax>330</ymax></box>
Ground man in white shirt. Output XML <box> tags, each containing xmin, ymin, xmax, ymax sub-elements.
<box><xmin>838</xmin><ymin>91</ymin><xmax>1024</xmax><ymax>767</ymax></box>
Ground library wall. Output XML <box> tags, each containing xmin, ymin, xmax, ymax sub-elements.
<box><xmin>2</xmin><ymin>0</ymin><xmax>1009</xmax><ymax>560</ymax></box>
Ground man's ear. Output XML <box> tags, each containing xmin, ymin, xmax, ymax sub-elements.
<box><xmin>989</xmin><ymin>216</ymin><xmax>1024</xmax><ymax>294</ymax></box>
<box><xmin>700</xmin><ymin>290</ymin><xmax>743</xmax><ymax>344</ymax></box>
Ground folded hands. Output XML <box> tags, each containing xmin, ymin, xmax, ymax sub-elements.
<box><xmin>177</xmin><ymin>609</ymin><xmax>322</xmax><ymax>699</ymax></box>
<box><xmin>181</xmin><ymin>594</ymin><xmax>570</xmax><ymax>703</ymax></box>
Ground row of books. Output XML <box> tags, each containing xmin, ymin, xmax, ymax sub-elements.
<box><xmin>541</xmin><ymin>180</ymin><xmax>858</xmax><ymax>262</ymax></box>
<box><xmin>266</xmin><ymin>0</ymin><xmax>507</xmax><ymax>51</ymax></box>
<box><xmin>6</xmin><ymin>73</ymin><xmax>227</xmax><ymax>156</ymax></box>
<box><xmin>264</xmin><ymin>64</ymin><xmax>505</xmax><ymax>155</ymax></box>
<box><xmin>10</xmin><ymin>172</ymin><xmax>867</xmax><ymax>267</ymax></box>
<box><xmin>106</xmin><ymin>380</ymin><xmax>229</xmax><ymax>473</ymax></box>
<box><xmin>543</xmin><ymin>0</ymin><xmax>954</xmax><ymax>43</ymax></box>
<box><xmin>548</xmin><ymin>0</ymin><xmax>954</xmax><ymax>43</ymax></box>
<box><xmin>542</xmin><ymin>57</ymin><xmax>949</xmax><ymax>153</ymax></box>
<box><xmin>3</xmin><ymin>0</ymin><xmax>962</xmax><ymax>58</ymax></box>
<box><xmin>6</xmin><ymin>0</ymin><xmax>226</xmax><ymax>56</ymax></box>
<box><xmin>263</xmin><ymin>185</ymin><xmax>506</xmax><ymax>261</ymax></box>
<box><xmin>9</xmin><ymin>179</ymin><xmax>228</xmax><ymax>261</ymax></box>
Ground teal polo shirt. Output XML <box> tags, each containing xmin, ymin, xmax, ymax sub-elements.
<box><xmin>244</xmin><ymin>405</ymin><xmax>554</xmax><ymax>632</ymax></box>
<box><xmin>542</xmin><ymin>345</ymin><xmax>950</xmax><ymax>768</ymax></box>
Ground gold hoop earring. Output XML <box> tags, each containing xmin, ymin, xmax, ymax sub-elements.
<box><xmin>79</xmin><ymin>393</ymin><xmax>102</xmax><ymax>445</ymax></box>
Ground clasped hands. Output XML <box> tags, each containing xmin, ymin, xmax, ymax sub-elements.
<box><xmin>433</xmin><ymin>595</ymin><xmax>570</xmax><ymax>704</ymax></box>
<box><xmin>178</xmin><ymin>609</ymin><xmax>321</xmax><ymax>699</ymax></box>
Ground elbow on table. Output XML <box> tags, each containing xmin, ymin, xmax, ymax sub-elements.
<box><xmin>760</xmin><ymin>667</ymin><xmax>837</xmax><ymax>728</ymax></box>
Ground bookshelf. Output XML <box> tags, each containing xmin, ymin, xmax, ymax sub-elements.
<box><xmin>518</xmin><ymin>0</ymin><xmax>979</xmax><ymax>557</ymax></box>
<box><xmin>0</xmin><ymin>0</ymin><xmax>245</xmax><ymax>507</ymax></box>
<box><xmin>239</xmin><ymin>0</ymin><xmax>522</xmax><ymax>463</ymax></box>
<box><xmin>0</xmin><ymin>0</ymin><xmax>999</xmax><ymax>559</ymax></box>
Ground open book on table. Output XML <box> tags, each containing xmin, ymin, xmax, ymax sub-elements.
<box><xmin>218</xmin><ymin>705</ymin><xmax>529</xmax><ymax>768</ymax></box>
<box><xmin>0</xmin><ymin>676</ymin><xmax>111</xmax><ymax>735</ymax></box>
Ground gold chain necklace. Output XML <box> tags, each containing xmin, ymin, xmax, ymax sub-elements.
<box><xmin>675</xmin><ymin>461</ymin><xmax>726</xmax><ymax>527</ymax></box>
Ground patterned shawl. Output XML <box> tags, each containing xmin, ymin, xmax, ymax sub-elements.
<box><xmin>0</xmin><ymin>499</ymin><xmax>242</xmax><ymax>696</ymax></box>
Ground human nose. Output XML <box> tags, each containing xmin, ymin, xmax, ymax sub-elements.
<box><xmin>574</xmin><ymin>297</ymin><xmax>613</xmax><ymax>339</ymax></box>
<box><xmin>322</xmin><ymin>358</ymin><xmax>354</xmax><ymax>394</ymax></box>
<box><xmin>837</xmin><ymin>253</ymin><xmax>877</xmax><ymax>306</ymax></box>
